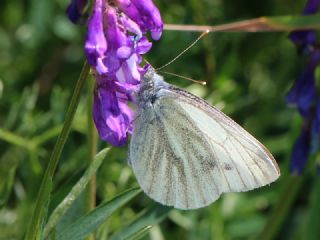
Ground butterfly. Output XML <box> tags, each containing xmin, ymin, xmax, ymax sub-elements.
<box><xmin>128</xmin><ymin>67</ymin><xmax>280</xmax><ymax>210</ymax></box>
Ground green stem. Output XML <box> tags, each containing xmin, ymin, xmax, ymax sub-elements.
<box><xmin>32</xmin><ymin>125</ymin><xmax>63</xmax><ymax>146</ymax></box>
<box><xmin>256</xmin><ymin>175</ymin><xmax>304</xmax><ymax>240</ymax></box>
<box><xmin>25</xmin><ymin>61</ymin><xmax>90</xmax><ymax>240</ymax></box>
<box><xmin>85</xmin><ymin>75</ymin><xmax>98</xmax><ymax>240</ymax></box>
<box><xmin>0</xmin><ymin>128</ymin><xmax>34</xmax><ymax>150</ymax></box>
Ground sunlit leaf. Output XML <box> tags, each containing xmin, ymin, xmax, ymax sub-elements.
<box><xmin>110</xmin><ymin>204</ymin><xmax>171</xmax><ymax>240</ymax></box>
<box><xmin>124</xmin><ymin>226</ymin><xmax>152</xmax><ymax>240</ymax></box>
<box><xmin>44</xmin><ymin>147</ymin><xmax>111</xmax><ymax>238</ymax></box>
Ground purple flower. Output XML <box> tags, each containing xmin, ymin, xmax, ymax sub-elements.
<box><xmin>117</xmin><ymin>0</ymin><xmax>163</xmax><ymax>40</ymax></box>
<box><xmin>303</xmin><ymin>0</ymin><xmax>320</xmax><ymax>13</ymax></box>
<box><xmin>286</xmin><ymin>49</ymin><xmax>320</xmax><ymax>117</ymax></box>
<box><xmin>289</xmin><ymin>0</ymin><xmax>320</xmax><ymax>54</ymax></box>
<box><xmin>290</xmin><ymin>125</ymin><xmax>311</xmax><ymax>174</ymax></box>
<box><xmin>85</xmin><ymin>0</ymin><xmax>107</xmax><ymax>68</ymax></box>
<box><xmin>286</xmin><ymin>64</ymin><xmax>316</xmax><ymax>117</ymax></box>
<box><xmin>84</xmin><ymin>0</ymin><xmax>162</xmax><ymax>146</ymax></box>
<box><xmin>93</xmin><ymin>77</ymin><xmax>135</xmax><ymax>146</ymax></box>
<box><xmin>66</xmin><ymin>0</ymin><xmax>88</xmax><ymax>24</ymax></box>
<box><xmin>289</xmin><ymin>31</ymin><xmax>316</xmax><ymax>55</ymax></box>
<box><xmin>287</xmin><ymin>0</ymin><xmax>320</xmax><ymax>173</ymax></box>
<box><xmin>311</xmin><ymin>99</ymin><xmax>320</xmax><ymax>151</ymax></box>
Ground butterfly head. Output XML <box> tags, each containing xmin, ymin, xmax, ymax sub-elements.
<box><xmin>142</xmin><ymin>66</ymin><xmax>156</xmax><ymax>84</ymax></box>
<box><xmin>135</xmin><ymin>66</ymin><xmax>169</xmax><ymax>108</ymax></box>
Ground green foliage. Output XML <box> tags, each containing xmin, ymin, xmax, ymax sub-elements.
<box><xmin>0</xmin><ymin>0</ymin><xmax>319</xmax><ymax>239</ymax></box>
<box><xmin>110</xmin><ymin>205</ymin><xmax>171</xmax><ymax>240</ymax></box>
<box><xmin>57</xmin><ymin>188</ymin><xmax>142</xmax><ymax>240</ymax></box>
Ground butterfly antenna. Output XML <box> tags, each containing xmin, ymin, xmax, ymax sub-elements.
<box><xmin>156</xmin><ymin>30</ymin><xmax>210</xmax><ymax>71</ymax></box>
<box><xmin>159</xmin><ymin>71</ymin><xmax>207</xmax><ymax>85</ymax></box>
<box><xmin>143</xmin><ymin>58</ymin><xmax>154</xmax><ymax>69</ymax></box>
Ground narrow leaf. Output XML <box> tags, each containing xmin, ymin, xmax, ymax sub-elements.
<box><xmin>44</xmin><ymin>147</ymin><xmax>111</xmax><ymax>238</ymax></box>
<box><xmin>56</xmin><ymin>187</ymin><xmax>142</xmax><ymax>240</ymax></box>
<box><xmin>164</xmin><ymin>14</ymin><xmax>320</xmax><ymax>32</ymax></box>
<box><xmin>110</xmin><ymin>204</ymin><xmax>171</xmax><ymax>240</ymax></box>
<box><xmin>124</xmin><ymin>226</ymin><xmax>152</xmax><ymax>240</ymax></box>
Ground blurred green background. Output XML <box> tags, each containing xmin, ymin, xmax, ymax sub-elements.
<box><xmin>1</xmin><ymin>0</ymin><xmax>319</xmax><ymax>239</ymax></box>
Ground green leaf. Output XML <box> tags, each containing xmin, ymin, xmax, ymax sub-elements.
<box><xmin>110</xmin><ymin>204</ymin><xmax>171</xmax><ymax>240</ymax></box>
<box><xmin>124</xmin><ymin>226</ymin><xmax>152</xmax><ymax>240</ymax></box>
<box><xmin>44</xmin><ymin>147</ymin><xmax>111</xmax><ymax>238</ymax></box>
<box><xmin>56</xmin><ymin>187</ymin><xmax>142</xmax><ymax>240</ymax></box>
<box><xmin>0</xmin><ymin>147</ymin><xmax>21</xmax><ymax>207</ymax></box>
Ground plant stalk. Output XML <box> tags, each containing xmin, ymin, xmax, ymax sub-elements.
<box><xmin>256</xmin><ymin>175</ymin><xmax>304</xmax><ymax>240</ymax></box>
<box><xmin>25</xmin><ymin>61</ymin><xmax>90</xmax><ymax>240</ymax></box>
<box><xmin>85</xmin><ymin>74</ymin><xmax>98</xmax><ymax>240</ymax></box>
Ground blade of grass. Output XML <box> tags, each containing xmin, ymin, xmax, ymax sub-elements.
<box><xmin>124</xmin><ymin>226</ymin><xmax>152</xmax><ymax>240</ymax></box>
<box><xmin>164</xmin><ymin>14</ymin><xmax>320</xmax><ymax>32</ymax></box>
<box><xmin>44</xmin><ymin>148</ymin><xmax>110</xmax><ymax>238</ymax></box>
<box><xmin>305</xmin><ymin>177</ymin><xmax>320</xmax><ymax>240</ymax></box>
<box><xmin>56</xmin><ymin>187</ymin><xmax>142</xmax><ymax>240</ymax></box>
<box><xmin>85</xmin><ymin>70</ymin><xmax>98</xmax><ymax>240</ymax></box>
<box><xmin>110</xmin><ymin>204</ymin><xmax>171</xmax><ymax>240</ymax></box>
<box><xmin>25</xmin><ymin>61</ymin><xmax>90</xmax><ymax>240</ymax></box>
<box><xmin>255</xmin><ymin>175</ymin><xmax>304</xmax><ymax>240</ymax></box>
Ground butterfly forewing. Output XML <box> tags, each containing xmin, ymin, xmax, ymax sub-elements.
<box><xmin>129</xmin><ymin>72</ymin><xmax>280</xmax><ymax>210</ymax></box>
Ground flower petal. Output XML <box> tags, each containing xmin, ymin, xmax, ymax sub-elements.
<box><xmin>93</xmin><ymin>83</ymin><xmax>134</xmax><ymax>146</ymax></box>
<box><xmin>67</xmin><ymin>0</ymin><xmax>88</xmax><ymax>24</ymax></box>
<box><xmin>85</xmin><ymin>0</ymin><xmax>107</xmax><ymax>67</ymax></box>
<box><xmin>290</xmin><ymin>127</ymin><xmax>311</xmax><ymax>174</ymax></box>
<box><xmin>117</xmin><ymin>0</ymin><xmax>163</xmax><ymax>40</ymax></box>
<box><xmin>131</xmin><ymin>0</ymin><xmax>163</xmax><ymax>40</ymax></box>
<box><xmin>303</xmin><ymin>0</ymin><xmax>320</xmax><ymax>14</ymax></box>
<box><xmin>286</xmin><ymin>66</ymin><xmax>316</xmax><ymax>117</ymax></box>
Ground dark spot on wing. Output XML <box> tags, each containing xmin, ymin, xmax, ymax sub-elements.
<box><xmin>201</xmin><ymin>159</ymin><xmax>216</xmax><ymax>170</ymax></box>
<box><xmin>224</xmin><ymin>163</ymin><xmax>233</xmax><ymax>171</ymax></box>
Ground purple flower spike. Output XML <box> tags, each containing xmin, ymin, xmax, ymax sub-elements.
<box><xmin>303</xmin><ymin>0</ymin><xmax>320</xmax><ymax>14</ymax></box>
<box><xmin>81</xmin><ymin>0</ymin><xmax>162</xmax><ymax>146</ymax></box>
<box><xmin>287</xmin><ymin>0</ymin><xmax>320</xmax><ymax>174</ymax></box>
<box><xmin>289</xmin><ymin>0</ymin><xmax>320</xmax><ymax>54</ymax></box>
<box><xmin>286</xmin><ymin>48</ymin><xmax>320</xmax><ymax>117</ymax></box>
<box><xmin>289</xmin><ymin>31</ymin><xmax>316</xmax><ymax>54</ymax></box>
<box><xmin>289</xmin><ymin>0</ymin><xmax>320</xmax><ymax>53</ymax></box>
<box><xmin>312</xmin><ymin>100</ymin><xmax>320</xmax><ymax>134</ymax></box>
<box><xmin>66</xmin><ymin>0</ymin><xmax>88</xmax><ymax>24</ymax></box>
<box><xmin>290</xmin><ymin>127</ymin><xmax>311</xmax><ymax>174</ymax></box>
<box><xmin>286</xmin><ymin>66</ymin><xmax>316</xmax><ymax>117</ymax></box>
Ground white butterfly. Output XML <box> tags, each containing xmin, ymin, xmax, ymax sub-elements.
<box><xmin>129</xmin><ymin>68</ymin><xmax>280</xmax><ymax>210</ymax></box>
